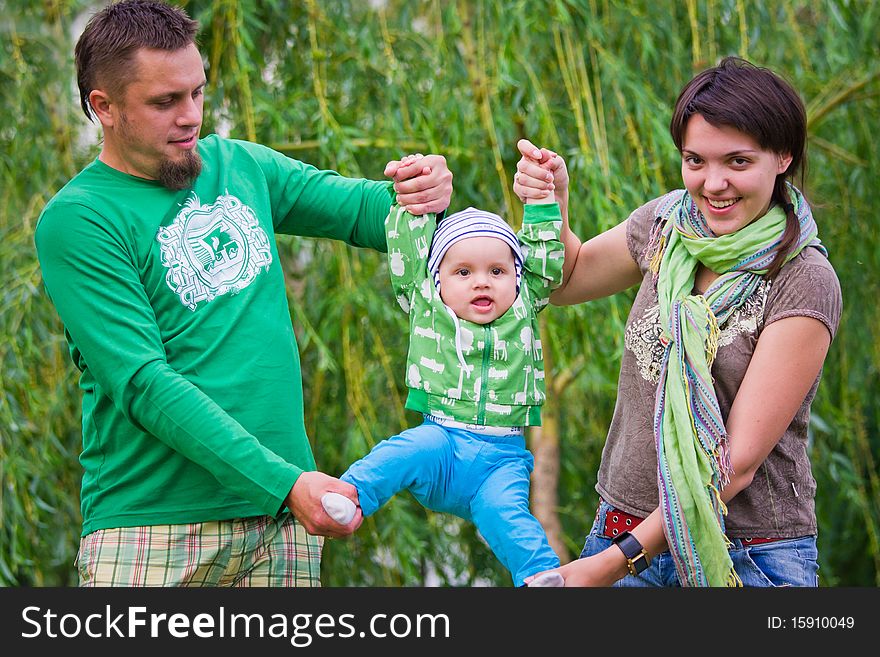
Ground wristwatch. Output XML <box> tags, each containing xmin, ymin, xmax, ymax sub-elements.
<box><xmin>612</xmin><ymin>531</ymin><xmax>650</xmax><ymax>577</ymax></box>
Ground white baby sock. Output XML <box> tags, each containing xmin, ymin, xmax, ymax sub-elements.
<box><xmin>321</xmin><ymin>492</ymin><xmax>357</xmax><ymax>525</ymax></box>
<box><xmin>527</xmin><ymin>571</ymin><xmax>565</xmax><ymax>587</ymax></box>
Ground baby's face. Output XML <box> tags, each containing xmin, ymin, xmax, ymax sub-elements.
<box><xmin>438</xmin><ymin>236</ymin><xmax>517</xmax><ymax>324</ymax></box>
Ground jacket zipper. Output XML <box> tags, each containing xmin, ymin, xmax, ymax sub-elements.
<box><xmin>477</xmin><ymin>325</ymin><xmax>492</xmax><ymax>424</ymax></box>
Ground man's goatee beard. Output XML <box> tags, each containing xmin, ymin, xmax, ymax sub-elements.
<box><xmin>158</xmin><ymin>150</ymin><xmax>202</xmax><ymax>190</ymax></box>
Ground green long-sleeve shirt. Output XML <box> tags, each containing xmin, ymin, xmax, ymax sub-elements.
<box><xmin>35</xmin><ymin>135</ymin><xmax>390</xmax><ymax>535</ymax></box>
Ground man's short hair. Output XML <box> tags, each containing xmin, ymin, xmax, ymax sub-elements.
<box><xmin>75</xmin><ymin>0</ymin><xmax>199</xmax><ymax>120</ymax></box>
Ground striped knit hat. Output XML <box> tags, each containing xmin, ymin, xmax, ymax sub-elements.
<box><xmin>427</xmin><ymin>207</ymin><xmax>523</xmax><ymax>293</ymax></box>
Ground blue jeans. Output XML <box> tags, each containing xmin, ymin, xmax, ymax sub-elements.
<box><xmin>341</xmin><ymin>419</ymin><xmax>560</xmax><ymax>586</ymax></box>
<box><xmin>580</xmin><ymin>500</ymin><xmax>819</xmax><ymax>587</ymax></box>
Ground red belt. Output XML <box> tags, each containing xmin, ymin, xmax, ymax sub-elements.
<box><xmin>599</xmin><ymin>504</ymin><xmax>787</xmax><ymax>545</ymax></box>
<box><xmin>601</xmin><ymin>506</ymin><xmax>644</xmax><ymax>538</ymax></box>
<box><xmin>738</xmin><ymin>536</ymin><xmax>784</xmax><ymax>545</ymax></box>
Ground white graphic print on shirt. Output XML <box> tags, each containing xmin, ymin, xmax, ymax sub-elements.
<box><xmin>157</xmin><ymin>193</ymin><xmax>273</xmax><ymax>310</ymax></box>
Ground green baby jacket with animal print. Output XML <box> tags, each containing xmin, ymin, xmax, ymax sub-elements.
<box><xmin>386</xmin><ymin>199</ymin><xmax>563</xmax><ymax>427</ymax></box>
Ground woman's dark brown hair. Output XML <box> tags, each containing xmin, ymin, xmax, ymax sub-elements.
<box><xmin>75</xmin><ymin>0</ymin><xmax>198</xmax><ymax>121</ymax></box>
<box><xmin>669</xmin><ymin>57</ymin><xmax>807</xmax><ymax>279</ymax></box>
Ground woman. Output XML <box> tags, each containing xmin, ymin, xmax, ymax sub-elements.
<box><xmin>514</xmin><ymin>57</ymin><xmax>841</xmax><ymax>586</ymax></box>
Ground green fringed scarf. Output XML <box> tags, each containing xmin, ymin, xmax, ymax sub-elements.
<box><xmin>649</xmin><ymin>184</ymin><xmax>825</xmax><ymax>587</ymax></box>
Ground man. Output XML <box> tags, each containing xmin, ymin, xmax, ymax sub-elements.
<box><xmin>34</xmin><ymin>0</ymin><xmax>452</xmax><ymax>586</ymax></box>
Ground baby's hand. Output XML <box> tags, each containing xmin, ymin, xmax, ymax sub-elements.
<box><xmin>513</xmin><ymin>139</ymin><xmax>567</xmax><ymax>204</ymax></box>
<box><xmin>399</xmin><ymin>152</ymin><xmax>424</xmax><ymax>167</ymax></box>
<box><xmin>384</xmin><ymin>152</ymin><xmax>427</xmax><ymax>182</ymax></box>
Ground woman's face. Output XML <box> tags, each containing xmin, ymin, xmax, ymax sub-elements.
<box><xmin>680</xmin><ymin>114</ymin><xmax>792</xmax><ymax>236</ymax></box>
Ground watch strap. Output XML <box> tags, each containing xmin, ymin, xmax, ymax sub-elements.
<box><xmin>612</xmin><ymin>530</ymin><xmax>650</xmax><ymax>576</ymax></box>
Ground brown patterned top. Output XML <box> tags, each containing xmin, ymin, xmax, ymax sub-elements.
<box><xmin>595</xmin><ymin>196</ymin><xmax>842</xmax><ymax>538</ymax></box>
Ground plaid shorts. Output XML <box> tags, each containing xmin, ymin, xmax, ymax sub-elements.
<box><xmin>77</xmin><ymin>513</ymin><xmax>323</xmax><ymax>587</ymax></box>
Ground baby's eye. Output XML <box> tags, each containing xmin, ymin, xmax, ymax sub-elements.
<box><xmin>491</xmin><ymin>267</ymin><xmax>503</xmax><ymax>275</ymax></box>
<box><xmin>456</xmin><ymin>268</ymin><xmax>470</xmax><ymax>277</ymax></box>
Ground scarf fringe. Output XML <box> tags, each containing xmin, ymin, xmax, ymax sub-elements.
<box><xmin>646</xmin><ymin>217</ymin><xmax>666</xmax><ymax>266</ymax></box>
<box><xmin>696</xmin><ymin>294</ymin><xmax>720</xmax><ymax>367</ymax></box>
<box><xmin>727</xmin><ymin>568</ymin><xmax>743</xmax><ymax>587</ymax></box>
<box><xmin>712</xmin><ymin>489</ymin><xmax>743</xmax><ymax>588</ymax></box>
<box><xmin>708</xmin><ymin>481</ymin><xmax>728</xmax><ymax>519</ymax></box>
<box><xmin>715</xmin><ymin>437</ymin><xmax>733</xmax><ymax>488</ymax></box>
<box><xmin>648</xmin><ymin>234</ymin><xmax>665</xmax><ymax>286</ymax></box>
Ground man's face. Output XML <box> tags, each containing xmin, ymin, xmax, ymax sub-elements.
<box><xmin>103</xmin><ymin>43</ymin><xmax>206</xmax><ymax>188</ymax></box>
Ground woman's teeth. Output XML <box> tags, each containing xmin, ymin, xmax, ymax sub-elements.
<box><xmin>707</xmin><ymin>197</ymin><xmax>739</xmax><ymax>208</ymax></box>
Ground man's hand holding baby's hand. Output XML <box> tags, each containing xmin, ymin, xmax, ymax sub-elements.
<box><xmin>384</xmin><ymin>153</ymin><xmax>453</xmax><ymax>216</ymax></box>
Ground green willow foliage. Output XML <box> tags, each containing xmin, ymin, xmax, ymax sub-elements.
<box><xmin>2</xmin><ymin>0</ymin><xmax>878</xmax><ymax>586</ymax></box>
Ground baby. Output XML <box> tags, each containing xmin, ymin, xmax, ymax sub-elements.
<box><xmin>324</xmin><ymin>157</ymin><xmax>565</xmax><ymax>587</ymax></box>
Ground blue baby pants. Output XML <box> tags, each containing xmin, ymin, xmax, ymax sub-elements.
<box><xmin>341</xmin><ymin>419</ymin><xmax>560</xmax><ymax>586</ymax></box>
